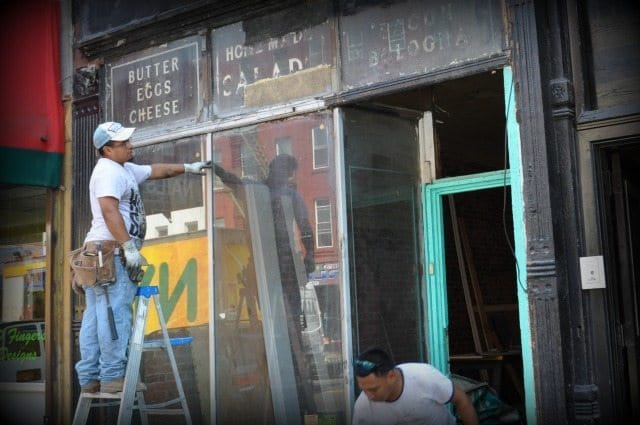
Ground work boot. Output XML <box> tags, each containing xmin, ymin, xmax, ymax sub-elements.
<box><xmin>81</xmin><ymin>380</ymin><xmax>100</xmax><ymax>393</ymax></box>
<box><xmin>100</xmin><ymin>378</ymin><xmax>147</xmax><ymax>393</ymax></box>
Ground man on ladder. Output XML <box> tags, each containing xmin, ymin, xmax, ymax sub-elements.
<box><xmin>73</xmin><ymin>121</ymin><xmax>210</xmax><ymax>394</ymax></box>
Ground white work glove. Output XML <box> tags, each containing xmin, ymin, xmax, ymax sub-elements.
<box><xmin>121</xmin><ymin>239</ymin><xmax>143</xmax><ymax>275</ymax></box>
<box><xmin>184</xmin><ymin>160</ymin><xmax>212</xmax><ymax>175</ymax></box>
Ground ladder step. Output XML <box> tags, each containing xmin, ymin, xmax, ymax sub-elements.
<box><xmin>78</xmin><ymin>389</ymin><xmax>148</xmax><ymax>401</ymax></box>
<box><xmin>79</xmin><ymin>392</ymin><xmax>124</xmax><ymax>400</ymax></box>
<box><xmin>143</xmin><ymin>336</ymin><xmax>193</xmax><ymax>349</ymax></box>
<box><xmin>140</xmin><ymin>397</ymin><xmax>186</xmax><ymax>410</ymax></box>
<box><xmin>136</xmin><ymin>285</ymin><xmax>159</xmax><ymax>297</ymax></box>
<box><xmin>142</xmin><ymin>409</ymin><xmax>187</xmax><ymax>415</ymax></box>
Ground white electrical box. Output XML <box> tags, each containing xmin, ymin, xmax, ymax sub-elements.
<box><xmin>580</xmin><ymin>256</ymin><xmax>606</xmax><ymax>290</ymax></box>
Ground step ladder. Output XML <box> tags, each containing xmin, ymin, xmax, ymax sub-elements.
<box><xmin>72</xmin><ymin>285</ymin><xmax>193</xmax><ymax>425</ymax></box>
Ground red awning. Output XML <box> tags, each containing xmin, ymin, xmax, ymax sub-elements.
<box><xmin>0</xmin><ymin>0</ymin><xmax>63</xmax><ymax>188</ymax></box>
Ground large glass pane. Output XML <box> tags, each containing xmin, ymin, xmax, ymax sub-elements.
<box><xmin>213</xmin><ymin>112</ymin><xmax>344</xmax><ymax>424</ymax></box>
<box><xmin>135</xmin><ymin>136</ymin><xmax>211</xmax><ymax>424</ymax></box>
<box><xmin>342</xmin><ymin>108</ymin><xmax>424</xmax><ymax>362</ymax></box>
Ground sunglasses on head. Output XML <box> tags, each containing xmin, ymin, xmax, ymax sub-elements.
<box><xmin>354</xmin><ymin>358</ymin><xmax>380</xmax><ymax>375</ymax></box>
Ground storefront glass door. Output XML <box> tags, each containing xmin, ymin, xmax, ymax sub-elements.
<box><xmin>0</xmin><ymin>185</ymin><xmax>48</xmax><ymax>424</ymax></box>
<box><xmin>341</xmin><ymin>106</ymin><xmax>426</xmax><ymax>366</ymax></box>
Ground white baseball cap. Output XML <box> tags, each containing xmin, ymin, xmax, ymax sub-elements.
<box><xmin>93</xmin><ymin>122</ymin><xmax>135</xmax><ymax>149</ymax></box>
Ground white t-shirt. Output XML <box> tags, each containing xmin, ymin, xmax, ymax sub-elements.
<box><xmin>84</xmin><ymin>158</ymin><xmax>152</xmax><ymax>246</ymax></box>
<box><xmin>352</xmin><ymin>363</ymin><xmax>456</xmax><ymax>425</ymax></box>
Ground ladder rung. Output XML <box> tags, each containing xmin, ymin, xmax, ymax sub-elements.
<box><xmin>143</xmin><ymin>336</ymin><xmax>193</xmax><ymax>348</ymax></box>
<box><xmin>142</xmin><ymin>409</ymin><xmax>187</xmax><ymax>415</ymax></box>
<box><xmin>79</xmin><ymin>392</ymin><xmax>123</xmax><ymax>400</ymax></box>
<box><xmin>136</xmin><ymin>285</ymin><xmax>160</xmax><ymax>297</ymax></box>
<box><xmin>139</xmin><ymin>397</ymin><xmax>185</xmax><ymax>410</ymax></box>
<box><xmin>78</xmin><ymin>390</ymin><xmax>148</xmax><ymax>401</ymax></box>
<box><xmin>80</xmin><ymin>400</ymin><xmax>122</xmax><ymax>408</ymax></box>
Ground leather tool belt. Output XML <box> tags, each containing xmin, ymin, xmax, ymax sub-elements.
<box><xmin>69</xmin><ymin>240</ymin><xmax>118</xmax><ymax>288</ymax></box>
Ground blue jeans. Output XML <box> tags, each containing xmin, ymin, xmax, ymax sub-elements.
<box><xmin>75</xmin><ymin>254</ymin><xmax>138</xmax><ymax>385</ymax></box>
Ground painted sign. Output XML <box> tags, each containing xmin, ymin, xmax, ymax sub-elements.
<box><xmin>212</xmin><ymin>8</ymin><xmax>334</xmax><ymax>115</ymax></box>
<box><xmin>340</xmin><ymin>0</ymin><xmax>504</xmax><ymax>89</ymax></box>
<box><xmin>0</xmin><ymin>326</ymin><xmax>44</xmax><ymax>362</ymax></box>
<box><xmin>109</xmin><ymin>37</ymin><xmax>200</xmax><ymax>129</ymax></box>
<box><xmin>308</xmin><ymin>262</ymin><xmax>338</xmax><ymax>284</ymax></box>
<box><xmin>140</xmin><ymin>236</ymin><xmax>209</xmax><ymax>334</ymax></box>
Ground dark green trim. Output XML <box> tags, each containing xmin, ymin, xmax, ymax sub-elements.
<box><xmin>0</xmin><ymin>147</ymin><xmax>62</xmax><ymax>187</ymax></box>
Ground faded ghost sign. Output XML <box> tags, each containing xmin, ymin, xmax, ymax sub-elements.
<box><xmin>213</xmin><ymin>15</ymin><xmax>334</xmax><ymax>116</ymax></box>
<box><xmin>109</xmin><ymin>38</ymin><xmax>200</xmax><ymax>129</ymax></box>
<box><xmin>340</xmin><ymin>0</ymin><xmax>504</xmax><ymax>90</ymax></box>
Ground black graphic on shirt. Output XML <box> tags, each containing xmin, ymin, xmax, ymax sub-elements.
<box><xmin>128</xmin><ymin>187</ymin><xmax>147</xmax><ymax>241</ymax></box>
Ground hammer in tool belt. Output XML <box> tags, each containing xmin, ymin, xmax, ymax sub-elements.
<box><xmin>97</xmin><ymin>242</ymin><xmax>118</xmax><ymax>340</ymax></box>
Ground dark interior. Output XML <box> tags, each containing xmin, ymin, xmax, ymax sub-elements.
<box><xmin>369</xmin><ymin>70</ymin><xmax>507</xmax><ymax>176</ymax></box>
<box><xmin>353</xmin><ymin>69</ymin><xmax>525</xmax><ymax>415</ymax></box>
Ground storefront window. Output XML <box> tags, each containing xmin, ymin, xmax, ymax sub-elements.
<box><xmin>135</xmin><ymin>136</ymin><xmax>211</xmax><ymax>423</ymax></box>
<box><xmin>212</xmin><ymin>112</ymin><xmax>344</xmax><ymax>424</ymax></box>
<box><xmin>0</xmin><ymin>185</ymin><xmax>47</xmax><ymax>422</ymax></box>
<box><xmin>212</xmin><ymin>0</ymin><xmax>335</xmax><ymax>117</ymax></box>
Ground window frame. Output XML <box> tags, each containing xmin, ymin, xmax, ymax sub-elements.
<box><xmin>314</xmin><ymin>198</ymin><xmax>333</xmax><ymax>248</ymax></box>
<box><xmin>312</xmin><ymin>126</ymin><xmax>329</xmax><ymax>170</ymax></box>
<box><xmin>275</xmin><ymin>136</ymin><xmax>293</xmax><ymax>156</ymax></box>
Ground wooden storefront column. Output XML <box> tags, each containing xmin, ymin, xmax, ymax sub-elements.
<box><xmin>507</xmin><ymin>1</ymin><xmax>569</xmax><ymax>423</ymax></box>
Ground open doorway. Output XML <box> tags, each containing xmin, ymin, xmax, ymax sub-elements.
<box><xmin>344</xmin><ymin>69</ymin><xmax>526</xmax><ymax>421</ymax></box>
<box><xmin>442</xmin><ymin>186</ymin><xmax>523</xmax><ymax>409</ymax></box>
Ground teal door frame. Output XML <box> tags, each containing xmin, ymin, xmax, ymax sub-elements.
<box><xmin>422</xmin><ymin>67</ymin><xmax>535</xmax><ymax>423</ymax></box>
<box><xmin>423</xmin><ymin>169</ymin><xmax>510</xmax><ymax>365</ymax></box>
